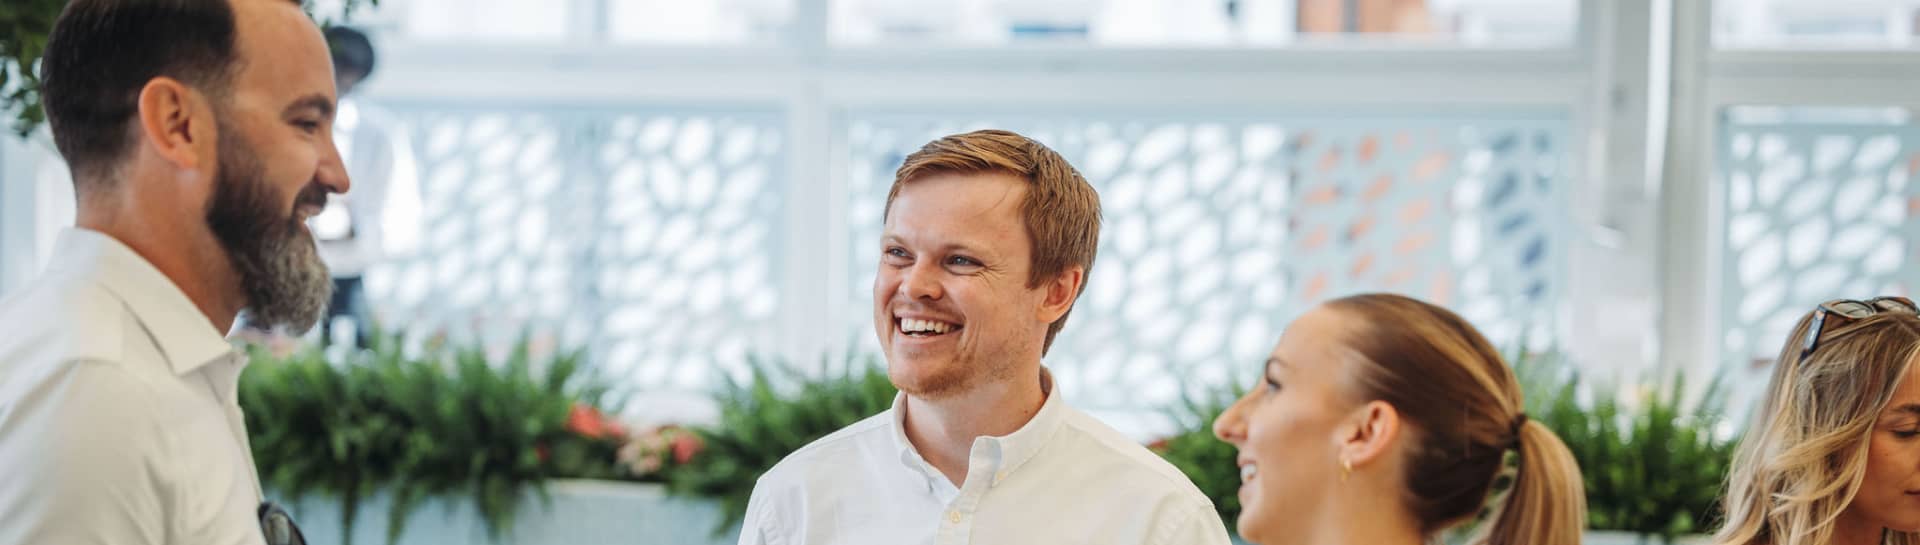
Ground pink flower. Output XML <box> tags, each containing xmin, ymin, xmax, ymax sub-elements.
<box><xmin>669</xmin><ymin>430</ymin><xmax>704</xmax><ymax>464</ymax></box>
<box><xmin>613</xmin><ymin>425</ymin><xmax>704</xmax><ymax>476</ymax></box>
<box><xmin>567</xmin><ymin>404</ymin><xmax>627</xmax><ymax>439</ymax></box>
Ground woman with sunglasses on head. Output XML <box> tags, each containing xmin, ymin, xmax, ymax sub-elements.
<box><xmin>1212</xmin><ymin>293</ymin><xmax>1586</xmax><ymax>545</ymax></box>
<box><xmin>1716</xmin><ymin>296</ymin><xmax>1920</xmax><ymax>545</ymax></box>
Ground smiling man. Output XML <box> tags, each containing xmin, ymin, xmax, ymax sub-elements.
<box><xmin>0</xmin><ymin>0</ymin><xmax>348</xmax><ymax>543</ymax></box>
<box><xmin>738</xmin><ymin>130</ymin><xmax>1231</xmax><ymax>545</ymax></box>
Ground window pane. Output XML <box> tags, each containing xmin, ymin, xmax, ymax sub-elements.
<box><xmin>1718</xmin><ymin>105</ymin><xmax>1916</xmax><ymax>370</ymax></box>
<box><xmin>361</xmin><ymin>104</ymin><xmax>787</xmax><ymax>394</ymax></box>
<box><xmin>1716</xmin><ymin>106</ymin><xmax>1920</xmax><ymax>409</ymax></box>
<box><xmin>609</xmin><ymin>0</ymin><xmax>796</xmax><ymax>44</ymax></box>
<box><xmin>400</xmin><ymin>0</ymin><xmax>571</xmax><ymax>42</ymax></box>
<box><xmin>1715</xmin><ymin>0</ymin><xmax>1920</xmax><ymax>49</ymax></box>
<box><xmin>847</xmin><ymin>113</ymin><xmax>1570</xmax><ymax>411</ymax></box>
<box><xmin>830</xmin><ymin>0</ymin><xmax>1577</xmax><ymax>47</ymax></box>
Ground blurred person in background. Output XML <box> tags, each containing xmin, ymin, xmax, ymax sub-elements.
<box><xmin>1298</xmin><ymin>0</ymin><xmax>1434</xmax><ymax>35</ymax></box>
<box><xmin>1715</xmin><ymin>296</ymin><xmax>1920</xmax><ymax>545</ymax></box>
<box><xmin>1213</xmin><ymin>293</ymin><xmax>1586</xmax><ymax>545</ymax></box>
<box><xmin>307</xmin><ymin>24</ymin><xmax>398</xmax><ymax>349</ymax></box>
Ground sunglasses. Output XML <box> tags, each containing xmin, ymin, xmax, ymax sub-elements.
<box><xmin>1800</xmin><ymin>296</ymin><xmax>1919</xmax><ymax>363</ymax></box>
<box><xmin>259</xmin><ymin>502</ymin><xmax>307</xmax><ymax>545</ymax></box>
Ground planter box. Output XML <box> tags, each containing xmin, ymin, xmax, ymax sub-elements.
<box><xmin>288</xmin><ymin>486</ymin><xmax>1690</xmax><ymax>545</ymax></box>
<box><xmin>1584</xmin><ymin>530</ymin><xmax>1711</xmax><ymax>545</ymax></box>
<box><xmin>279</xmin><ymin>480</ymin><xmax>737</xmax><ymax>545</ymax></box>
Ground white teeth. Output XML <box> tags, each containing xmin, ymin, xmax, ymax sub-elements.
<box><xmin>899</xmin><ymin>318</ymin><xmax>955</xmax><ymax>334</ymax></box>
<box><xmin>1240</xmin><ymin>464</ymin><xmax>1256</xmax><ymax>483</ymax></box>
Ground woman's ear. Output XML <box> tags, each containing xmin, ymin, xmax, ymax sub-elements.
<box><xmin>1337</xmin><ymin>400</ymin><xmax>1403</xmax><ymax>471</ymax></box>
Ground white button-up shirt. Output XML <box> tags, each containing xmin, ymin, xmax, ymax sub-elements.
<box><xmin>739</xmin><ymin>370</ymin><xmax>1233</xmax><ymax>545</ymax></box>
<box><xmin>0</xmin><ymin>229</ymin><xmax>264</xmax><ymax>545</ymax></box>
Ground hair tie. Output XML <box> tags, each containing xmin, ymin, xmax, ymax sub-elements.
<box><xmin>1509</xmin><ymin>412</ymin><xmax>1529</xmax><ymax>447</ymax></box>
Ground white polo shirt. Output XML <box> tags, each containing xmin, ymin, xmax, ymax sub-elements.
<box><xmin>738</xmin><ymin>370</ymin><xmax>1232</xmax><ymax>545</ymax></box>
<box><xmin>0</xmin><ymin>228</ymin><xmax>265</xmax><ymax>545</ymax></box>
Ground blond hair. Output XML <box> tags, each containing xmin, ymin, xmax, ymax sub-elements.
<box><xmin>886</xmin><ymin>129</ymin><xmax>1102</xmax><ymax>354</ymax></box>
<box><xmin>1714</xmin><ymin>309</ymin><xmax>1920</xmax><ymax>545</ymax></box>
<box><xmin>1326</xmin><ymin>293</ymin><xmax>1587</xmax><ymax>545</ymax></box>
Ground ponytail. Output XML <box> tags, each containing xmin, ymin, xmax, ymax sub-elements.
<box><xmin>1479</xmin><ymin>420</ymin><xmax>1587</xmax><ymax>545</ymax></box>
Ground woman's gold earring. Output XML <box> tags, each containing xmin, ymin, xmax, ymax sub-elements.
<box><xmin>1341</xmin><ymin>458</ymin><xmax>1352</xmax><ymax>483</ymax></box>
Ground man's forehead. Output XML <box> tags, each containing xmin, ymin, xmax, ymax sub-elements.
<box><xmin>229</xmin><ymin>0</ymin><xmax>335</xmax><ymax>93</ymax></box>
<box><xmin>894</xmin><ymin>173</ymin><xmax>1028</xmax><ymax>218</ymax></box>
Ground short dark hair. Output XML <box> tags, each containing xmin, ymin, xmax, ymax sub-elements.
<box><xmin>324</xmin><ymin>25</ymin><xmax>375</xmax><ymax>80</ymax></box>
<box><xmin>40</xmin><ymin>0</ymin><xmax>295</xmax><ymax>184</ymax></box>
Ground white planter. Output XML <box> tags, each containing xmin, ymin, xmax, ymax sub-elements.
<box><xmin>279</xmin><ymin>480</ymin><xmax>737</xmax><ymax>545</ymax></box>
<box><xmin>1583</xmin><ymin>530</ymin><xmax>1712</xmax><ymax>545</ymax></box>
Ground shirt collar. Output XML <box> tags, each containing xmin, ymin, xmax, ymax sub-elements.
<box><xmin>888</xmin><ymin>393</ymin><xmax>935</xmax><ymax>491</ymax></box>
<box><xmin>46</xmin><ymin>228</ymin><xmax>238</xmax><ymax>375</ymax></box>
<box><xmin>889</xmin><ymin>367</ymin><xmax>1068</xmax><ymax>489</ymax></box>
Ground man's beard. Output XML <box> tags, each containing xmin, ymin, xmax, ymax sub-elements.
<box><xmin>882</xmin><ymin>302</ymin><xmax>1025</xmax><ymax>400</ymax></box>
<box><xmin>204</xmin><ymin>122</ymin><xmax>333</xmax><ymax>332</ymax></box>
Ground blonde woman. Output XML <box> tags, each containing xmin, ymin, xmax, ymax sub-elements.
<box><xmin>1213</xmin><ymin>293</ymin><xmax>1586</xmax><ymax>545</ymax></box>
<box><xmin>1716</xmin><ymin>296</ymin><xmax>1920</xmax><ymax>545</ymax></box>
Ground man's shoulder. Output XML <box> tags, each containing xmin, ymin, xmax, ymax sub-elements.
<box><xmin>0</xmin><ymin>273</ymin><xmax>132</xmax><ymax>371</ymax></box>
<box><xmin>754</xmin><ymin>410</ymin><xmax>897</xmax><ymax>488</ymax></box>
<box><xmin>1048</xmin><ymin>406</ymin><xmax>1215</xmax><ymax>503</ymax></box>
<box><xmin>0</xmin><ymin>273</ymin><xmax>156</xmax><ymax>418</ymax></box>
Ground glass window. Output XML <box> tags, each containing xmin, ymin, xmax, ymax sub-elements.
<box><xmin>846</xmin><ymin>113</ymin><xmax>1569</xmax><ymax>410</ymax></box>
<box><xmin>1718</xmin><ymin>104</ymin><xmax>1918</xmax><ymax>379</ymax></box>
<box><xmin>1715</xmin><ymin>0</ymin><xmax>1920</xmax><ymax>49</ymax></box>
<box><xmin>1716</xmin><ymin>105</ymin><xmax>1918</xmax><ymax>421</ymax></box>
<box><xmin>396</xmin><ymin>0</ymin><xmax>572</xmax><ymax>42</ymax></box>
<box><xmin>323</xmin><ymin>0</ymin><xmax>794</xmax><ymax>45</ymax></box>
<box><xmin>362</xmin><ymin>104</ymin><xmax>788</xmax><ymax>392</ymax></box>
<box><xmin>608</xmin><ymin>0</ymin><xmax>796</xmax><ymax>44</ymax></box>
<box><xmin>830</xmin><ymin>0</ymin><xmax>1577</xmax><ymax>47</ymax></box>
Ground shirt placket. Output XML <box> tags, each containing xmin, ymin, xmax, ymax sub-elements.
<box><xmin>199</xmin><ymin>353</ymin><xmax>263</xmax><ymax>500</ymax></box>
<box><xmin>935</xmin><ymin>439</ymin><xmax>1004</xmax><ymax>545</ymax></box>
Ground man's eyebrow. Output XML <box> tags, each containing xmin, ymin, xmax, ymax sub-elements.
<box><xmin>283</xmin><ymin>93</ymin><xmax>335</xmax><ymax>119</ymax></box>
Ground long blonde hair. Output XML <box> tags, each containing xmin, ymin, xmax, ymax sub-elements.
<box><xmin>1327</xmin><ymin>294</ymin><xmax>1587</xmax><ymax>545</ymax></box>
<box><xmin>1714</xmin><ymin>309</ymin><xmax>1920</xmax><ymax>545</ymax></box>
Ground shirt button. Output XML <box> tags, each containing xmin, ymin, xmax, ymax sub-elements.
<box><xmin>995</xmin><ymin>471</ymin><xmax>1008</xmax><ymax>482</ymax></box>
<box><xmin>948</xmin><ymin>511</ymin><xmax>962</xmax><ymax>523</ymax></box>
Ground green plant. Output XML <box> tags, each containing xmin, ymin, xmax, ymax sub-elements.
<box><xmin>387</xmin><ymin>335</ymin><xmax>612</xmax><ymax>543</ymax></box>
<box><xmin>1516</xmin><ymin>351</ymin><xmax>1737</xmax><ymax>543</ymax></box>
<box><xmin>241</xmin><ymin>331</ymin><xmax>622</xmax><ymax>545</ymax></box>
<box><xmin>1149</xmin><ymin>385</ymin><xmax>1245</xmax><ymax>536</ymax></box>
<box><xmin>0</xmin><ymin>0</ymin><xmax>378</xmax><ymax>137</ymax></box>
<box><xmin>241</xmin><ymin>341</ymin><xmax>408</xmax><ymax>545</ymax></box>
<box><xmin>667</xmin><ymin>353</ymin><xmax>898</xmax><ymax>536</ymax></box>
<box><xmin>0</xmin><ymin>0</ymin><xmax>61</xmax><ymax>136</ymax></box>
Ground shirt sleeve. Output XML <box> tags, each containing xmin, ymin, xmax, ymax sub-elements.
<box><xmin>736</xmin><ymin>475</ymin><xmax>789</xmax><ymax>545</ymax></box>
<box><xmin>0</xmin><ymin>361</ymin><xmax>173</xmax><ymax>545</ymax></box>
<box><xmin>1152</xmin><ymin>498</ymin><xmax>1235</xmax><ymax>545</ymax></box>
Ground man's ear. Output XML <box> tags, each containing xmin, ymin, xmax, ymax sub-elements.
<box><xmin>134</xmin><ymin>77</ymin><xmax>214</xmax><ymax>171</ymax></box>
<box><xmin>1036</xmin><ymin>265</ymin><xmax>1085</xmax><ymax>323</ymax></box>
